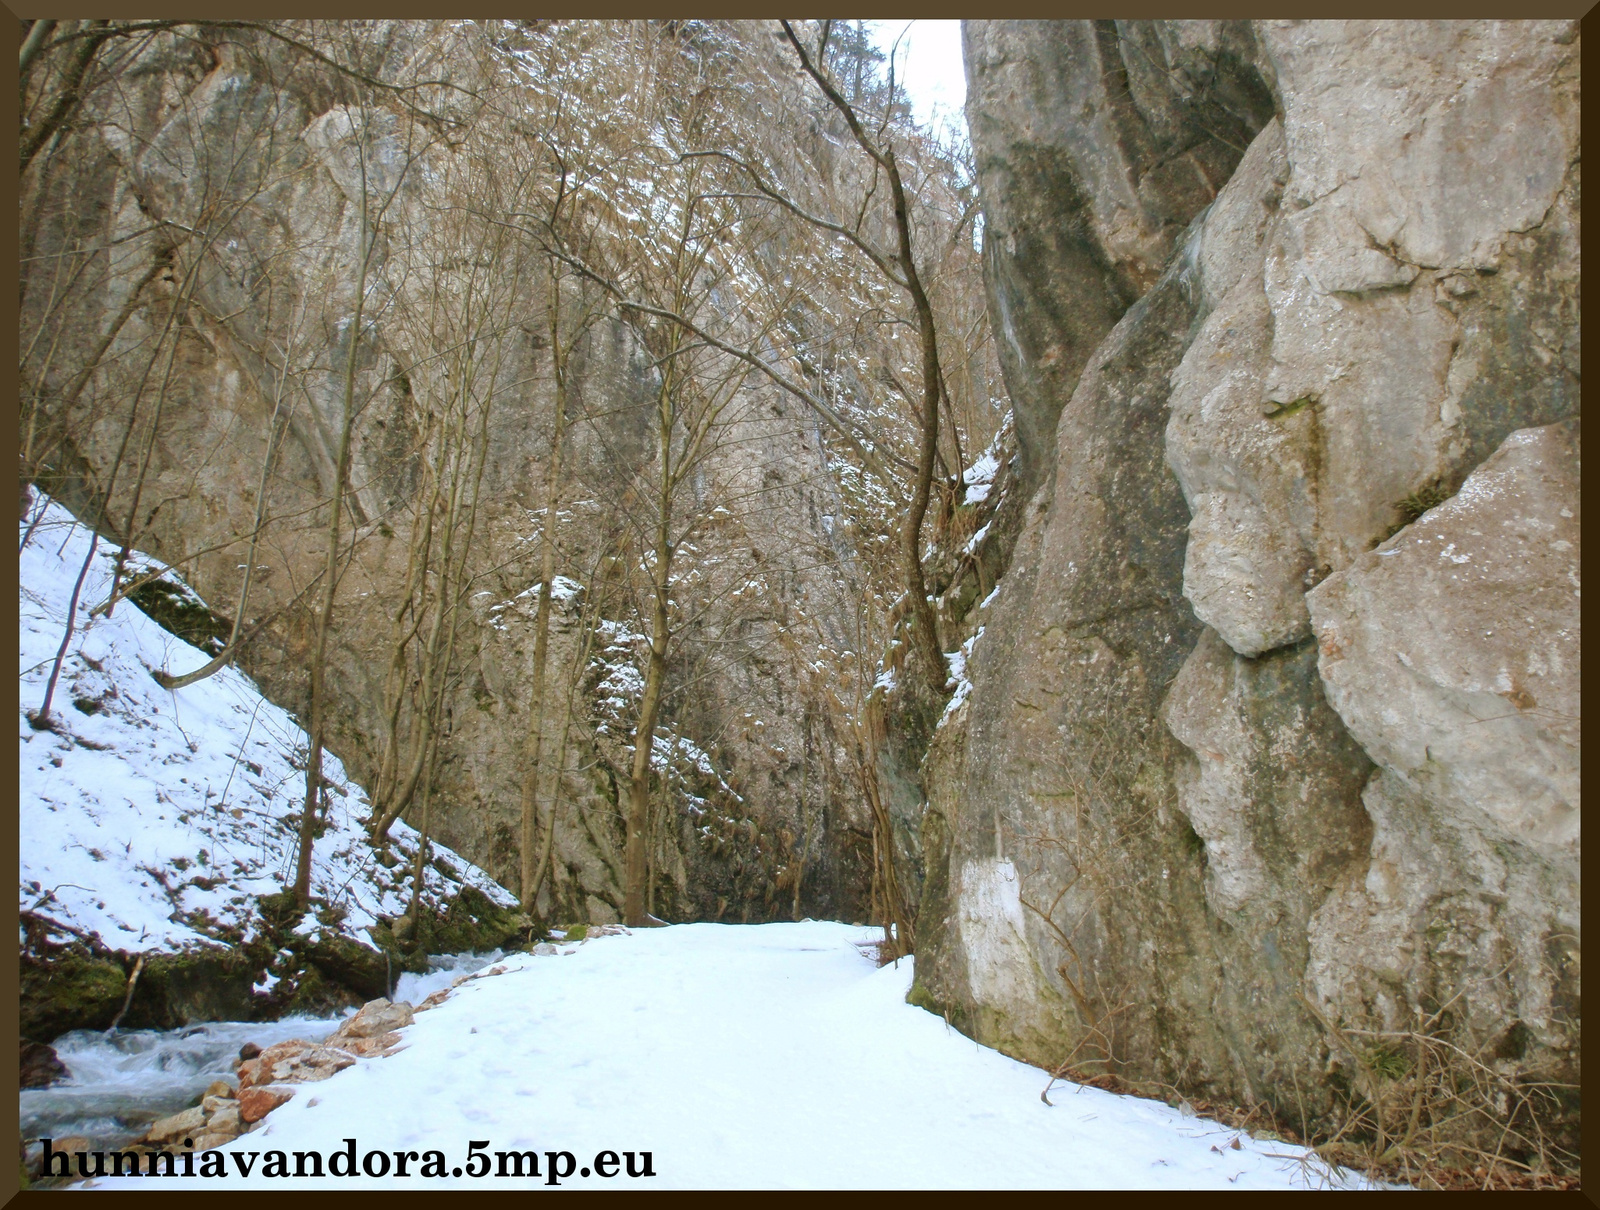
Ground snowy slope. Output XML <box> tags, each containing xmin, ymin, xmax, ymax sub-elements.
<box><xmin>19</xmin><ymin>494</ymin><xmax>515</xmax><ymax>956</ymax></box>
<box><xmin>87</xmin><ymin>922</ymin><xmax>1361</xmax><ymax>1189</ymax></box>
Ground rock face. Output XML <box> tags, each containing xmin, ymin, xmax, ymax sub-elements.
<box><xmin>1305</xmin><ymin>420</ymin><xmax>1580</xmax><ymax>1054</ymax></box>
<box><xmin>920</xmin><ymin>18</ymin><xmax>1579</xmax><ymax>1152</ymax></box>
<box><xmin>964</xmin><ymin>19</ymin><xmax>1275</xmax><ymax>487</ymax></box>
<box><xmin>23</xmin><ymin>23</ymin><xmax>874</xmax><ymax>928</ymax></box>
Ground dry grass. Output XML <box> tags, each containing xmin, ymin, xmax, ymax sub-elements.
<box><xmin>1041</xmin><ymin>1060</ymin><xmax>1579</xmax><ymax>1191</ymax></box>
<box><xmin>1296</xmin><ymin>989</ymin><xmax>1579</xmax><ymax>1191</ymax></box>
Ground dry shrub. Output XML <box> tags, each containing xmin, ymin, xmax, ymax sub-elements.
<box><xmin>1299</xmin><ymin>991</ymin><xmax>1579</xmax><ymax>1190</ymax></box>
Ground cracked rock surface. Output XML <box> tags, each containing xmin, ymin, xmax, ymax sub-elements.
<box><xmin>918</xmin><ymin>19</ymin><xmax>1579</xmax><ymax>1152</ymax></box>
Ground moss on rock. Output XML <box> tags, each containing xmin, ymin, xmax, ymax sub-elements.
<box><xmin>20</xmin><ymin>951</ymin><xmax>129</xmax><ymax>1041</ymax></box>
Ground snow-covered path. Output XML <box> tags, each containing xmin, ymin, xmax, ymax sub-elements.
<box><xmin>92</xmin><ymin>922</ymin><xmax>1355</xmax><ymax>1189</ymax></box>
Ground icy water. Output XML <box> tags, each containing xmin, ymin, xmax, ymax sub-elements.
<box><xmin>21</xmin><ymin>951</ymin><xmax>510</xmax><ymax>1152</ymax></box>
<box><xmin>20</xmin><ymin>1017</ymin><xmax>338</xmax><ymax>1151</ymax></box>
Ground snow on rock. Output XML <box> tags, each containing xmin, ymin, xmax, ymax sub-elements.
<box><xmin>89</xmin><ymin>922</ymin><xmax>1363</xmax><ymax>1189</ymax></box>
<box><xmin>939</xmin><ymin>627</ymin><xmax>984</xmax><ymax>728</ymax></box>
<box><xmin>962</xmin><ymin>450</ymin><xmax>999</xmax><ymax>505</ymax></box>
<box><xmin>18</xmin><ymin>494</ymin><xmax>515</xmax><ymax>957</ymax></box>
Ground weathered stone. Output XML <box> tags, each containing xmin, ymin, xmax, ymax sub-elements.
<box><xmin>1165</xmin><ymin>122</ymin><xmax>1320</xmax><ymax>657</ymax></box>
<box><xmin>963</xmin><ymin>19</ymin><xmax>1274</xmax><ymax>486</ymax></box>
<box><xmin>202</xmin><ymin>1079</ymin><xmax>235</xmax><ymax>1100</ymax></box>
<box><xmin>20</xmin><ymin>1040</ymin><xmax>68</xmax><ymax>1089</ymax></box>
<box><xmin>1262</xmin><ymin>20</ymin><xmax>1578</xmax><ymax>277</ymax></box>
<box><xmin>1305</xmin><ymin>769</ymin><xmax>1579</xmax><ymax>1088</ymax></box>
<box><xmin>238</xmin><ymin>1084</ymin><xmax>294</xmax><ymax>1123</ymax></box>
<box><xmin>1301</xmin><ymin>420</ymin><xmax>1580</xmax><ymax>1100</ymax></box>
<box><xmin>1307</xmin><ymin>420</ymin><xmax>1580</xmax><ymax>870</ymax></box>
<box><xmin>1163</xmin><ymin>22</ymin><xmax>1582</xmax><ymax>658</ymax></box>
<box><xmin>336</xmin><ymin>998</ymin><xmax>414</xmax><ymax>1039</ymax></box>
<box><xmin>205</xmin><ymin>1104</ymin><xmax>242</xmax><ymax>1136</ymax></box>
<box><xmin>335</xmin><ymin>1031</ymin><xmax>402</xmax><ymax>1058</ymax></box>
<box><xmin>1255</xmin><ymin>21</ymin><xmax>1580</xmax><ymax>569</ymax></box>
<box><xmin>145</xmin><ymin>1106</ymin><xmax>206</xmax><ymax>1143</ymax></box>
<box><xmin>916</xmin><ymin>192</ymin><xmax>1214</xmax><ymax>1078</ymax></box>
<box><xmin>1162</xmin><ymin>627</ymin><xmax>1372</xmax><ymax>921</ymax></box>
<box><xmin>239</xmin><ymin>1039</ymin><xmax>314</xmax><ymax>1088</ymax></box>
<box><xmin>923</xmin><ymin>18</ymin><xmax>1581</xmax><ymax>1155</ymax></box>
<box><xmin>295</xmin><ymin>1045</ymin><xmax>361</xmax><ymax>1076</ymax></box>
<box><xmin>191</xmin><ymin>1133</ymin><xmax>234</xmax><ymax>1152</ymax></box>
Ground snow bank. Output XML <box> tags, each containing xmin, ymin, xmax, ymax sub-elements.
<box><xmin>88</xmin><ymin>922</ymin><xmax>1364</xmax><ymax>1189</ymax></box>
<box><xmin>18</xmin><ymin>495</ymin><xmax>514</xmax><ymax>957</ymax></box>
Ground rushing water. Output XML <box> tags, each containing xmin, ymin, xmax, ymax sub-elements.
<box><xmin>21</xmin><ymin>1017</ymin><xmax>338</xmax><ymax>1151</ymax></box>
<box><xmin>20</xmin><ymin>950</ymin><xmax>509</xmax><ymax>1153</ymax></box>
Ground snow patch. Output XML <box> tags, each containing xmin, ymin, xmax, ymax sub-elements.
<box><xmin>18</xmin><ymin>495</ymin><xmax>514</xmax><ymax>958</ymax></box>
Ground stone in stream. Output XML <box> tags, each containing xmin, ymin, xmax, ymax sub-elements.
<box><xmin>19</xmin><ymin>1040</ymin><xmax>68</xmax><ymax>1089</ymax></box>
<box><xmin>336</xmin><ymin>998</ymin><xmax>414</xmax><ymax>1039</ymax></box>
<box><xmin>238</xmin><ymin>1084</ymin><xmax>295</xmax><ymax>1123</ymax></box>
<box><xmin>237</xmin><ymin>1039</ymin><xmax>315</xmax><ymax>1087</ymax></box>
<box><xmin>145</xmin><ymin>1105</ymin><xmax>207</xmax><ymax>1144</ymax></box>
<box><xmin>335</xmin><ymin>1032</ymin><xmax>401</xmax><ymax>1058</ymax></box>
<box><xmin>239</xmin><ymin>1038</ymin><xmax>358</xmax><ymax>1087</ymax></box>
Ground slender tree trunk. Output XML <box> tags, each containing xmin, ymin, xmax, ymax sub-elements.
<box><xmin>20</xmin><ymin>21</ymin><xmax>110</xmax><ymax>178</ymax></box>
<box><xmin>369</xmin><ymin>507</ymin><xmax>431</xmax><ymax>819</ymax></box>
<box><xmin>528</xmin><ymin>549</ymin><xmax>607</xmax><ymax>910</ymax></box>
<box><xmin>519</xmin><ymin>264</ymin><xmax>572</xmax><ymax>910</ymax></box>
<box><xmin>294</xmin><ymin>166</ymin><xmax>372</xmax><ymax>907</ymax></box>
<box><xmin>370</xmin><ymin>412</ymin><xmax>468</xmax><ymax>840</ymax></box>
<box><xmin>779</xmin><ymin>21</ymin><xmax>947</xmax><ymax>697</ymax></box>
<box><xmin>404</xmin><ymin>731</ymin><xmax>441</xmax><ymax>925</ymax></box>
<box><xmin>624</xmin><ymin>354</ymin><xmax>677</xmax><ymax>928</ymax></box>
<box><xmin>32</xmin><ymin>532</ymin><xmax>98</xmax><ymax>729</ymax></box>
<box><xmin>18</xmin><ymin>20</ymin><xmax>57</xmax><ymax>80</ymax></box>
<box><xmin>889</xmin><ymin>146</ymin><xmax>946</xmax><ymax>689</ymax></box>
<box><xmin>153</xmin><ymin>328</ymin><xmax>299</xmax><ymax>690</ymax></box>
<box><xmin>624</xmin><ymin>621</ymin><xmax>668</xmax><ymax>927</ymax></box>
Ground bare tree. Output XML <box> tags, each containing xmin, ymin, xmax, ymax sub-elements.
<box><xmin>292</xmin><ymin>64</ymin><xmax>435</xmax><ymax>907</ymax></box>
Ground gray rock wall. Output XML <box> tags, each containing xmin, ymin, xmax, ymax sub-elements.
<box><xmin>921</xmin><ymin>18</ymin><xmax>1579</xmax><ymax>1146</ymax></box>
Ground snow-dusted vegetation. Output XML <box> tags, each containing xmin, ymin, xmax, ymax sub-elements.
<box><xmin>19</xmin><ymin>494</ymin><xmax>516</xmax><ymax>958</ymax></box>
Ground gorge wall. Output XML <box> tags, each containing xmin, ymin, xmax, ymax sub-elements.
<box><xmin>917</xmin><ymin>18</ymin><xmax>1580</xmax><ymax>1149</ymax></box>
<box><xmin>22</xmin><ymin>22</ymin><xmax>888</xmax><ymax>931</ymax></box>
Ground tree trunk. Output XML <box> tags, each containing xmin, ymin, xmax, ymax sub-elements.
<box><xmin>520</xmin><ymin>263</ymin><xmax>572</xmax><ymax>910</ymax></box>
<box><xmin>624</xmin><ymin>351</ymin><xmax>677</xmax><ymax>928</ymax></box>
<box><xmin>31</xmin><ymin>532</ymin><xmax>98</xmax><ymax>729</ymax></box>
<box><xmin>293</xmin><ymin>155</ymin><xmax>371</xmax><ymax>907</ymax></box>
<box><xmin>624</xmin><ymin>625</ymin><xmax>668</xmax><ymax>927</ymax></box>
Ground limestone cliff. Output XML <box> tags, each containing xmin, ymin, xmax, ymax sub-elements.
<box><xmin>919</xmin><ymin>18</ymin><xmax>1579</xmax><ymax>1159</ymax></box>
<box><xmin>21</xmin><ymin>21</ymin><xmax>893</xmax><ymax>929</ymax></box>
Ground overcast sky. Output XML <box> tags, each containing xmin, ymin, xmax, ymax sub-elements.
<box><xmin>863</xmin><ymin>20</ymin><xmax>968</xmax><ymax>148</ymax></box>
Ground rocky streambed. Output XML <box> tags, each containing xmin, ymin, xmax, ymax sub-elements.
<box><xmin>21</xmin><ymin>949</ymin><xmax>513</xmax><ymax>1187</ymax></box>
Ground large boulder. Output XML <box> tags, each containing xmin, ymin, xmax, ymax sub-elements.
<box><xmin>1304</xmin><ymin>420</ymin><xmax>1579</xmax><ymax>1064</ymax></box>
